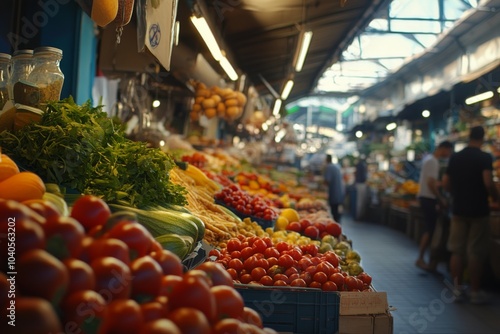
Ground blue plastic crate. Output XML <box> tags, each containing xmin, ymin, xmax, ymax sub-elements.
<box><xmin>235</xmin><ymin>284</ymin><xmax>340</xmax><ymax>334</ymax></box>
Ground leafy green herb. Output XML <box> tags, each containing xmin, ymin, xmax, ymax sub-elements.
<box><xmin>0</xmin><ymin>97</ymin><xmax>186</xmax><ymax>207</ymax></box>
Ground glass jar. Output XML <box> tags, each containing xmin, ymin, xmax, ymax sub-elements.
<box><xmin>8</xmin><ymin>49</ymin><xmax>34</xmax><ymax>104</ymax></box>
<box><xmin>27</xmin><ymin>47</ymin><xmax>64</xmax><ymax>109</ymax></box>
<box><xmin>0</xmin><ymin>53</ymin><xmax>11</xmax><ymax>110</ymax></box>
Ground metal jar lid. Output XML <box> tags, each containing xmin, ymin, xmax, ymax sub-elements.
<box><xmin>33</xmin><ymin>46</ymin><xmax>63</xmax><ymax>56</ymax></box>
<box><xmin>0</xmin><ymin>53</ymin><xmax>11</xmax><ymax>61</ymax></box>
<box><xmin>12</xmin><ymin>49</ymin><xmax>34</xmax><ymax>57</ymax></box>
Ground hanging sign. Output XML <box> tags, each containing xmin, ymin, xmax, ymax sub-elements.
<box><xmin>145</xmin><ymin>0</ymin><xmax>178</xmax><ymax>70</ymax></box>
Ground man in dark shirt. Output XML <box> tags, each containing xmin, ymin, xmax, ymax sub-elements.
<box><xmin>442</xmin><ymin>126</ymin><xmax>499</xmax><ymax>304</ymax></box>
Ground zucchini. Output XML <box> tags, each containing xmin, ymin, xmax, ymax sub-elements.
<box><xmin>109</xmin><ymin>204</ymin><xmax>199</xmax><ymax>243</ymax></box>
<box><xmin>155</xmin><ymin>234</ymin><xmax>192</xmax><ymax>260</ymax></box>
<box><xmin>217</xmin><ymin>204</ymin><xmax>242</xmax><ymax>222</ymax></box>
<box><xmin>152</xmin><ymin>203</ymin><xmax>192</xmax><ymax>214</ymax></box>
<box><xmin>148</xmin><ymin>205</ymin><xmax>205</xmax><ymax>243</ymax></box>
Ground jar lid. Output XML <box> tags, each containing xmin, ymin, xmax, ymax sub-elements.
<box><xmin>13</xmin><ymin>49</ymin><xmax>34</xmax><ymax>57</ymax></box>
<box><xmin>34</xmin><ymin>47</ymin><xmax>63</xmax><ymax>56</ymax></box>
<box><xmin>0</xmin><ymin>53</ymin><xmax>11</xmax><ymax>61</ymax></box>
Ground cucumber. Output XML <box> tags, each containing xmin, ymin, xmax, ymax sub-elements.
<box><xmin>109</xmin><ymin>204</ymin><xmax>199</xmax><ymax>242</ymax></box>
<box><xmin>155</xmin><ymin>234</ymin><xmax>192</xmax><ymax>260</ymax></box>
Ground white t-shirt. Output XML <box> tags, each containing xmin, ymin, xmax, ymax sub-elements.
<box><xmin>418</xmin><ymin>154</ymin><xmax>439</xmax><ymax>199</ymax></box>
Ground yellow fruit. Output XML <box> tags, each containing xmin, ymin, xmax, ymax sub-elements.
<box><xmin>91</xmin><ymin>0</ymin><xmax>119</xmax><ymax>27</ymax></box>
<box><xmin>274</xmin><ymin>216</ymin><xmax>289</xmax><ymax>231</ymax></box>
<box><xmin>248</xmin><ymin>180</ymin><xmax>260</xmax><ymax>190</ymax></box>
<box><xmin>280</xmin><ymin>208</ymin><xmax>300</xmax><ymax>223</ymax></box>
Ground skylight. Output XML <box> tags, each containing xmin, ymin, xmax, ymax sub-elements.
<box><xmin>315</xmin><ymin>0</ymin><xmax>478</xmax><ymax>94</ymax></box>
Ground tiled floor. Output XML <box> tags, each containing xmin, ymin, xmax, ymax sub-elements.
<box><xmin>341</xmin><ymin>215</ymin><xmax>500</xmax><ymax>334</ymax></box>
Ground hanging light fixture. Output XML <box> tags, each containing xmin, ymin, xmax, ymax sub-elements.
<box><xmin>281</xmin><ymin>80</ymin><xmax>294</xmax><ymax>100</ymax></box>
<box><xmin>294</xmin><ymin>31</ymin><xmax>313</xmax><ymax>72</ymax></box>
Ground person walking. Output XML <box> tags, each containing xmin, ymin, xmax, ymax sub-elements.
<box><xmin>324</xmin><ymin>154</ymin><xmax>345</xmax><ymax>223</ymax></box>
<box><xmin>354</xmin><ymin>157</ymin><xmax>368</xmax><ymax>220</ymax></box>
<box><xmin>442</xmin><ymin>126</ymin><xmax>499</xmax><ymax>304</ymax></box>
<box><xmin>415</xmin><ymin>141</ymin><xmax>453</xmax><ymax>271</ymax></box>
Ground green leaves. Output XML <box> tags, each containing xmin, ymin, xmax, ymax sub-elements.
<box><xmin>0</xmin><ymin>97</ymin><xmax>186</xmax><ymax>207</ymax></box>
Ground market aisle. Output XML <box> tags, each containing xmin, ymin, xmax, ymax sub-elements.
<box><xmin>341</xmin><ymin>215</ymin><xmax>500</xmax><ymax>334</ymax></box>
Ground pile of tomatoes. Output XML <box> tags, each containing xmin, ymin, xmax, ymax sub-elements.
<box><xmin>210</xmin><ymin>235</ymin><xmax>373</xmax><ymax>292</ymax></box>
<box><xmin>181</xmin><ymin>152</ymin><xmax>207</xmax><ymax>168</ymax></box>
<box><xmin>286</xmin><ymin>218</ymin><xmax>342</xmax><ymax>240</ymax></box>
<box><xmin>215</xmin><ymin>185</ymin><xmax>278</xmax><ymax>222</ymax></box>
<box><xmin>0</xmin><ymin>196</ymin><xmax>276</xmax><ymax>334</ymax></box>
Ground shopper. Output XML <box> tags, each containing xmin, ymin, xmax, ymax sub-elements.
<box><xmin>324</xmin><ymin>154</ymin><xmax>345</xmax><ymax>223</ymax></box>
<box><xmin>415</xmin><ymin>141</ymin><xmax>453</xmax><ymax>271</ymax></box>
<box><xmin>442</xmin><ymin>126</ymin><xmax>499</xmax><ymax>304</ymax></box>
<box><xmin>354</xmin><ymin>157</ymin><xmax>368</xmax><ymax>220</ymax></box>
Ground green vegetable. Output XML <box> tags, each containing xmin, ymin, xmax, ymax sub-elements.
<box><xmin>0</xmin><ymin>97</ymin><xmax>186</xmax><ymax>208</ymax></box>
<box><xmin>155</xmin><ymin>234</ymin><xmax>192</xmax><ymax>260</ymax></box>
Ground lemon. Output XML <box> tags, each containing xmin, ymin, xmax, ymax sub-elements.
<box><xmin>275</xmin><ymin>216</ymin><xmax>289</xmax><ymax>230</ymax></box>
<box><xmin>280</xmin><ymin>208</ymin><xmax>300</xmax><ymax>223</ymax></box>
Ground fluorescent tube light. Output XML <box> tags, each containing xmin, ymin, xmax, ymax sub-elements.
<box><xmin>465</xmin><ymin>91</ymin><xmax>494</xmax><ymax>105</ymax></box>
<box><xmin>281</xmin><ymin>80</ymin><xmax>294</xmax><ymax>100</ymax></box>
<box><xmin>190</xmin><ymin>15</ymin><xmax>223</xmax><ymax>61</ymax></box>
<box><xmin>273</xmin><ymin>99</ymin><xmax>282</xmax><ymax>115</ymax></box>
<box><xmin>219</xmin><ymin>56</ymin><xmax>238</xmax><ymax>81</ymax></box>
<box><xmin>386</xmin><ymin>122</ymin><xmax>397</xmax><ymax>131</ymax></box>
<box><xmin>295</xmin><ymin>31</ymin><xmax>313</xmax><ymax>72</ymax></box>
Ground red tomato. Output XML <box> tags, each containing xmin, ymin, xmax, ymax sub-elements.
<box><xmin>278</xmin><ymin>254</ymin><xmax>294</xmax><ymax>268</ymax></box>
<box><xmin>322</xmin><ymin>281</ymin><xmax>338</xmax><ymax>291</ymax></box>
<box><xmin>183</xmin><ymin>269</ymin><xmax>213</xmax><ymax>287</ymax></box>
<box><xmin>313</xmin><ymin>271</ymin><xmax>328</xmax><ymax>284</ymax></box>
<box><xmin>140</xmin><ymin>300</ymin><xmax>168</xmax><ymax>322</ymax></box>
<box><xmin>91</xmin><ymin>256</ymin><xmax>132</xmax><ymax>302</ymax></box>
<box><xmin>240</xmin><ymin>247</ymin><xmax>254</xmax><ymax>260</ymax></box>
<box><xmin>17</xmin><ymin>249</ymin><xmax>69</xmax><ymax>304</ymax></box>
<box><xmin>252</xmin><ymin>239</ymin><xmax>267</xmax><ymax>254</ymax></box>
<box><xmin>286</xmin><ymin>221</ymin><xmax>302</xmax><ymax>233</ymax></box>
<box><xmin>304</xmin><ymin>244</ymin><xmax>318</xmax><ymax>257</ymax></box>
<box><xmin>230</xmin><ymin>250</ymin><xmax>241</xmax><ymax>259</ymax></box>
<box><xmin>305</xmin><ymin>265</ymin><xmax>317</xmax><ymax>275</ymax></box>
<box><xmin>140</xmin><ymin>319</ymin><xmax>181</xmax><ymax>334</ymax></box>
<box><xmin>99</xmin><ymin>299</ymin><xmax>144</xmax><ymax>334</ymax></box>
<box><xmin>150</xmin><ymin>249</ymin><xmax>183</xmax><ymax>276</ymax></box>
<box><xmin>170</xmin><ymin>275</ymin><xmax>216</xmax><ymax>321</ymax></box>
<box><xmin>44</xmin><ymin>216</ymin><xmax>85</xmax><ymax>259</ymax></box>
<box><xmin>63</xmin><ymin>258</ymin><xmax>96</xmax><ymax>294</ymax></box>
<box><xmin>244</xmin><ymin>256</ymin><xmax>258</xmax><ymax>271</ymax></box>
<box><xmin>14</xmin><ymin>297</ymin><xmax>62</xmax><ymax>334</ymax></box>
<box><xmin>167</xmin><ymin>307</ymin><xmax>211</xmax><ymax>334</ymax></box>
<box><xmin>298</xmin><ymin>257</ymin><xmax>313</xmax><ymax>270</ymax></box>
<box><xmin>130</xmin><ymin>255</ymin><xmax>163</xmax><ymax>298</ymax></box>
<box><xmin>105</xmin><ymin>221</ymin><xmax>154</xmax><ymax>259</ymax></box>
<box><xmin>228</xmin><ymin>258</ymin><xmax>244</xmax><ymax>271</ymax></box>
<box><xmin>61</xmin><ymin>290</ymin><xmax>106</xmax><ymax>326</ymax></box>
<box><xmin>317</xmin><ymin>262</ymin><xmax>334</xmax><ymax>276</ymax></box>
<box><xmin>240</xmin><ymin>274</ymin><xmax>253</xmax><ymax>284</ymax></box>
<box><xmin>273</xmin><ymin>280</ymin><xmax>288</xmax><ymax>286</ymax></box>
<box><xmin>70</xmin><ymin>195</ymin><xmax>111</xmax><ymax>232</ymax></box>
<box><xmin>284</xmin><ymin>266</ymin><xmax>299</xmax><ymax>277</ymax></box>
<box><xmin>23</xmin><ymin>199</ymin><xmax>60</xmax><ymax>221</ymax></box>
<box><xmin>275</xmin><ymin>241</ymin><xmax>290</xmax><ymax>253</ymax></box>
<box><xmin>255</xmin><ymin>258</ymin><xmax>270</xmax><ymax>271</ymax></box>
<box><xmin>197</xmin><ymin>262</ymin><xmax>234</xmax><ymax>287</ymax></box>
<box><xmin>259</xmin><ymin>275</ymin><xmax>274</xmax><ymax>286</ymax></box>
<box><xmin>213</xmin><ymin>318</ymin><xmax>245</xmax><ymax>334</ymax></box>
<box><xmin>309</xmin><ymin>281</ymin><xmax>322</xmax><ymax>289</ymax></box>
<box><xmin>267</xmin><ymin>257</ymin><xmax>279</xmax><ymax>268</ymax></box>
<box><xmin>325</xmin><ymin>222</ymin><xmax>342</xmax><ymax>237</ymax></box>
<box><xmin>290</xmin><ymin>278</ymin><xmax>307</xmax><ymax>287</ymax></box>
<box><xmin>273</xmin><ymin>274</ymin><xmax>289</xmax><ymax>283</ymax></box>
<box><xmin>357</xmin><ymin>272</ymin><xmax>372</xmax><ymax>285</ymax></box>
<box><xmin>227</xmin><ymin>239</ymin><xmax>242</xmax><ymax>252</ymax></box>
<box><xmin>240</xmin><ymin>307</ymin><xmax>263</xmax><ymax>328</ymax></box>
<box><xmin>324</xmin><ymin>251</ymin><xmax>340</xmax><ymax>267</ymax></box>
<box><xmin>330</xmin><ymin>273</ymin><xmax>345</xmax><ymax>289</ymax></box>
<box><xmin>0</xmin><ymin>199</ymin><xmax>46</xmax><ymax>225</ymax></box>
<box><xmin>314</xmin><ymin>222</ymin><xmax>326</xmax><ymax>233</ymax></box>
<box><xmin>287</xmin><ymin>248</ymin><xmax>303</xmax><ymax>261</ymax></box>
<box><xmin>262</xmin><ymin>237</ymin><xmax>273</xmax><ymax>247</ymax></box>
<box><xmin>87</xmin><ymin>238</ymin><xmax>130</xmax><ymax>264</ymax></box>
<box><xmin>1</xmin><ymin>218</ymin><xmax>45</xmax><ymax>263</ymax></box>
<box><xmin>263</xmin><ymin>247</ymin><xmax>280</xmax><ymax>259</ymax></box>
<box><xmin>211</xmin><ymin>285</ymin><xmax>245</xmax><ymax>320</ymax></box>
<box><xmin>299</xmin><ymin>272</ymin><xmax>313</xmax><ymax>285</ymax></box>
<box><xmin>345</xmin><ymin>276</ymin><xmax>359</xmax><ymax>291</ymax></box>
<box><xmin>251</xmin><ymin>267</ymin><xmax>267</xmax><ymax>281</ymax></box>
<box><xmin>226</xmin><ymin>268</ymin><xmax>238</xmax><ymax>280</ymax></box>
<box><xmin>304</xmin><ymin>226</ymin><xmax>320</xmax><ymax>239</ymax></box>
<box><xmin>159</xmin><ymin>275</ymin><xmax>183</xmax><ymax>297</ymax></box>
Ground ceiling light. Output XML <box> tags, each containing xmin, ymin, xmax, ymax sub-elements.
<box><xmin>422</xmin><ymin>109</ymin><xmax>430</xmax><ymax>118</ymax></box>
<box><xmin>273</xmin><ymin>99</ymin><xmax>282</xmax><ymax>116</ymax></box>
<box><xmin>465</xmin><ymin>91</ymin><xmax>494</xmax><ymax>105</ymax></box>
<box><xmin>386</xmin><ymin>122</ymin><xmax>397</xmax><ymax>131</ymax></box>
<box><xmin>355</xmin><ymin>130</ymin><xmax>363</xmax><ymax>138</ymax></box>
<box><xmin>497</xmin><ymin>87</ymin><xmax>500</xmax><ymax>93</ymax></box>
<box><xmin>219</xmin><ymin>56</ymin><xmax>238</xmax><ymax>81</ymax></box>
<box><xmin>152</xmin><ymin>100</ymin><xmax>161</xmax><ymax>108</ymax></box>
<box><xmin>295</xmin><ymin>31</ymin><xmax>313</xmax><ymax>72</ymax></box>
<box><xmin>190</xmin><ymin>15</ymin><xmax>223</xmax><ymax>61</ymax></box>
<box><xmin>281</xmin><ymin>80</ymin><xmax>294</xmax><ymax>100</ymax></box>
<box><xmin>359</xmin><ymin>104</ymin><xmax>366</xmax><ymax>113</ymax></box>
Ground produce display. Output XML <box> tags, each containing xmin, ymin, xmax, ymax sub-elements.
<box><xmin>0</xmin><ymin>197</ymin><xmax>277</xmax><ymax>334</ymax></box>
<box><xmin>189</xmin><ymin>81</ymin><xmax>247</xmax><ymax>122</ymax></box>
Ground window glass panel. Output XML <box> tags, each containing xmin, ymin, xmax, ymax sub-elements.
<box><xmin>359</xmin><ymin>34</ymin><xmax>424</xmax><ymax>58</ymax></box>
<box><xmin>390</xmin><ymin>0</ymin><xmax>439</xmax><ymax>19</ymax></box>
<box><xmin>390</xmin><ymin>19</ymin><xmax>442</xmax><ymax>34</ymax></box>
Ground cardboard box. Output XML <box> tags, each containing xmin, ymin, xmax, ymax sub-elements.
<box><xmin>339</xmin><ymin>291</ymin><xmax>389</xmax><ymax>315</ymax></box>
<box><xmin>339</xmin><ymin>312</ymin><xmax>393</xmax><ymax>334</ymax></box>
